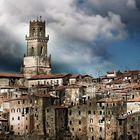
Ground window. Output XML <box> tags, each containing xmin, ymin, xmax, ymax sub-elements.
<box><xmin>132</xmin><ymin>95</ymin><xmax>134</xmax><ymax>99</ymax></box>
<box><xmin>17</xmin><ymin>108</ymin><xmax>21</xmax><ymax>113</ymax></box>
<box><xmin>79</xmin><ymin>128</ymin><xmax>81</xmax><ymax>131</ymax></box>
<box><xmin>36</xmin><ymin>115</ymin><xmax>38</xmax><ymax>120</ymax></box>
<box><xmin>132</xmin><ymin>117</ymin><xmax>135</xmax><ymax>121</ymax></box>
<box><xmin>72</xmin><ymin>128</ymin><xmax>74</xmax><ymax>131</ymax></box>
<box><xmin>12</xmin><ymin>117</ymin><xmax>14</xmax><ymax>120</ymax></box>
<box><xmin>93</xmin><ymin>111</ymin><xmax>96</xmax><ymax>115</ymax></box>
<box><xmin>11</xmin><ymin>108</ymin><xmax>15</xmax><ymax>113</ymax></box>
<box><xmin>99</xmin><ymin>137</ymin><xmax>102</xmax><ymax>140</ymax></box>
<box><xmin>69</xmin><ymin>110</ymin><xmax>72</xmax><ymax>115</ymax></box>
<box><xmin>79</xmin><ymin>120</ymin><xmax>81</xmax><ymax>125</ymax></box>
<box><xmin>100</xmin><ymin>127</ymin><xmax>102</xmax><ymax>132</ymax></box>
<box><xmin>47</xmin><ymin>109</ymin><xmax>49</xmax><ymax>113</ymax></box>
<box><xmin>32</xmin><ymin>28</ymin><xmax>35</xmax><ymax>36</ymax></box>
<box><xmin>131</xmin><ymin>126</ymin><xmax>133</xmax><ymax>129</ymax></box>
<box><xmin>26</xmin><ymin>126</ymin><xmax>28</xmax><ymax>129</ymax></box>
<box><xmin>18</xmin><ymin>101</ymin><xmax>20</xmax><ymax>104</ymax></box>
<box><xmin>25</xmin><ymin>108</ymin><xmax>29</xmax><ymax>114</ymax></box>
<box><xmin>89</xmin><ymin>102</ymin><xmax>91</xmax><ymax>106</ymax></box>
<box><xmin>40</xmin><ymin>27</ymin><xmax>42</xmax><ymax>31</ymax></box>
<box><xmin>90</xmin><ymin>118</ymin><xmax>93</xmax><ymax>123</ymax></box>
<box><xmin>88</xmin><ymin>110</ymin><xmax>91</xmax><ymax>114</ymax></box>
<box><xmin>18</xmin><ymin>116</ymin><xmax>20</xmax><ymax>120</ymax></box>
<box><xmin>89</xmin><ymin>127</ymin><xmax>94</xmax><ymax>132</ymax></box>
<box><xmin>99</xmin><ymin>103</ymin><xmax>102</xmax><ymax>107</ymax></box>
<box><xmin>70</xmin><ymin>121</ymin><xmax>72</xmax><ymax>125</ymax></box>
<box><xmin>38</xmin><ymin>81</ymin><xmax>40</xmax><ymax>85</ymax></box>
<box><xmin>44</xmin><ymin>81</ymin><xmax>46</xmax><ymax>85</ymax></box>
<box><xmin>100</xmin><ymin>111</ymin><xmax>102</xmax><ymax>115</ymax></box>
<box><xmin>40</xmin><ymin>46</ymin><xmax>43</xmax><ymax>55</ymax></box>
<box><xmin>37</xmin><ymin>125</ymin><xmax>39</xmax><ymax>129</ymax></box>
<box><xmin>138</xmin><ymin>116</ymin><xmax>140</xmax><ymax>121</ymax></box>
<box><xmin>22</xmin><ymin>100</ymin><xmax>25</xmax><ymax>104</ymax></box>
<box><xmin>119</xmin><ymin>120</ymin><xmax>122</xmax><ymax>126</ymax></box>
<box><xmin>78</xmin><ymin>111</ymin><xmax>81</xmax><ymax>115</ymax></box>
<box><xmin>11</xmin><ymin>125</ymin><xmax>13</xmax><ymax>130</ymax></box>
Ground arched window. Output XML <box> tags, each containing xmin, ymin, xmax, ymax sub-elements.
<box><xmin>90</xmin><ymin>118</ymin><xmax>93</xmax><ymax>123</ymax></box>
<box><xmin>39</xmin><ymin>27</ymin><xmax>43</xmax><ymax>36</ymax></box>
<box><xmin>11</xmin><ymin>108</ymin><xmax>15</xmax><ymax>113</ymax></box>
<box><xmin>31</xmin><ymin>47</ymin><xmax>34</xmax><ymax>56</ymax></box>
<box><xmin>17</xmin><ymin>108</ymin><xmax>21</xmax><ymax>113</ymax></box>
<box><xmin>40</xmin><ymin>46</ymin><xmax>43</xmax><ymax>55</ymax></box>
<box><xmin>32</xmin><ymin>28</ymin><xmax>35</xmax><ymax>36</ymax></box>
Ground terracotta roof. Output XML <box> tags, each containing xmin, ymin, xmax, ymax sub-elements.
<box><xmin>54</xmin><ymin>86</ymin><xmax>66</xmax><ymax>91</ymax></box>
<box><xmin>132</xmin><ymin>85</ymin><xmax>140</xmax><ymax>90</ymax></box>
<box><xmin>70</xmin><ymin>74</ymin><xmax>80</xmax><ymax>78</ymax></box>
<box><xmin>66</xmin><ymin>85</ymin><xmax>84</xmax><ymax>88</ymax></box>
<box><xmin>126</xmin><ymin>111</ymin><xmax>140</xmax><ymax>117</ymax></box>
<box><xmin>112</xmin><ymin>79</ymin><xmax>123</xmax><ymax>84</ymax></box>
<box><xmin>29</xmin><ymin>73</ymin><xmax>71</xmax><ymax>80</ymax></box>
<box><xmin>107</xmin><ymin>71</ymin><xmax>115</xmax><ymax>74</ymax></box>
<box><xmin>48</xmin><ymin>105</ymin><xmax>68</xmax><ymax>109</ymax></box>
<box><xmin>34</xmin><ymin>93</ymin><xmax>58</xmax><ymax>98</ymax></box>
<box><xmin>4</xmin><ymin>93</ymin><xmax>58</xmax><ymax>102</ymax></box>
<box><xmin>10</xmin><ymin>85</ymin><xmax>28</xmax><ymax>89</ymax></box>
<box><xmin>0</xmin><ymin>117</ymin><xmax>8</xmax><ymax>122</ymax></box>
<box><xmin>4</xmin><ymin>95</ymin><xmax>30</xmax><ymax>102</ymax></box>
<box><xmin>97</xmin><ymin>97</ymin><xmax>123</xmax><ymax>103</ymax></box>
<box><xmin>128</xmin><ymin>96</ymin><xmax>140</xmax><ymax>102</ymax></box>
<box><xmin>117</xmin><ymin>70</ymin><xmax>140</xmax><ymax>79</ymax></box>
<box><xmin>0</xmin><ymin>73</ymin><xmax>23</xmax><ymax>78</ymax></box>
<box><xmin>54</xmin><ymin>105</ymin><xmax>68</xmax><ymax>109</ymax></box>
<box><xmin>81</xmin><ymin>74</ymin><xmax>93</xmax><ymax>78</ymax></box>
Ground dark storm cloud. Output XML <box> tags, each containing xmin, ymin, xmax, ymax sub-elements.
<box><xmin>76</xmin><ymin>0</ymin><xmax>140</xmax><ymax>31</ymax></box>
<box><xmin>0</xmin><ymin>0</ymin><xmax>138</xmax><ymax>76</ymax></box>
<box><xmin>0</xmin><ymin>26</ymin><xmax>23</xmax><ymax>72</ymax></box>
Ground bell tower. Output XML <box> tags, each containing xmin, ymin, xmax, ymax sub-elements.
<box><xmin>23</xmin><ymin>17</ymin><xmax>51</xmax><ymax>78</ymax></box>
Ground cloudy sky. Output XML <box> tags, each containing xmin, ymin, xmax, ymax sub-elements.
<box><xmin>0</xmin><ymin>0</ymin><xmax>140</xmax><ymax>76</ymax></box>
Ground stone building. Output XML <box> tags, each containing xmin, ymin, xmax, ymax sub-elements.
<box><xmin>0</xmin><ymin>18</ymin><xmax>139</xmax><ymax>140</ymax></box>
<box><xmin>117</xmin><ymin>111</ymin><xmax>140</xmax><ymax>140</ymax></box>
<box><xmin>46</xmin><ymin>105</ymin><xmax>68</xmax><ymax>139</ymax></box>
<box><xmin>68</xmin><ymin>96</ymin><xmax>125</xmax><ymax>140</ymax></box>
<box><xmin>23</xmin><ymin>19</ymin><xmax>51</xmax><ymax>78</ymax></box>
<box><xmin>6</xmin><ymin>92</ymin><xmax>58</xmax><ymax>137</ymax></box>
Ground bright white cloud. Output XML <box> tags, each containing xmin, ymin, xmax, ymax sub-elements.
<box><xmin>0</xmin><ymin>0</ymin><xmax>130</xmax><ymax>75</ymax></box>
<box><xmin>127</xmin><ymin>0</ymin><xmax>137</xmax><ymax>9</ymax></box>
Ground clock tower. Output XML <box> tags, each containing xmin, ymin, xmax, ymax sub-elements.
<box><xmin>23</xmin><ymin>17</ymin><xmax>51</xmax><ymax>78</ymax></box>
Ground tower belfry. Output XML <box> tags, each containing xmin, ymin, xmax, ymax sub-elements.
<box><xmin>23</xmin><ymin>18</ymin><xmax>51</xmax><ymax>78</ymax></box>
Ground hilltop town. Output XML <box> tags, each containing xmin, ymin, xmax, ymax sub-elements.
<box><xmin>0</xmin><ymin>19</ymin><xmax>140</xmax><ymax>140</ymax></box>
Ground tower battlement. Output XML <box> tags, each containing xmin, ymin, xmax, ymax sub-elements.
<box><xmin>23</xmin><ymin>18</ymin><xmax>51</xmax><ymax>78</ymax></box>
